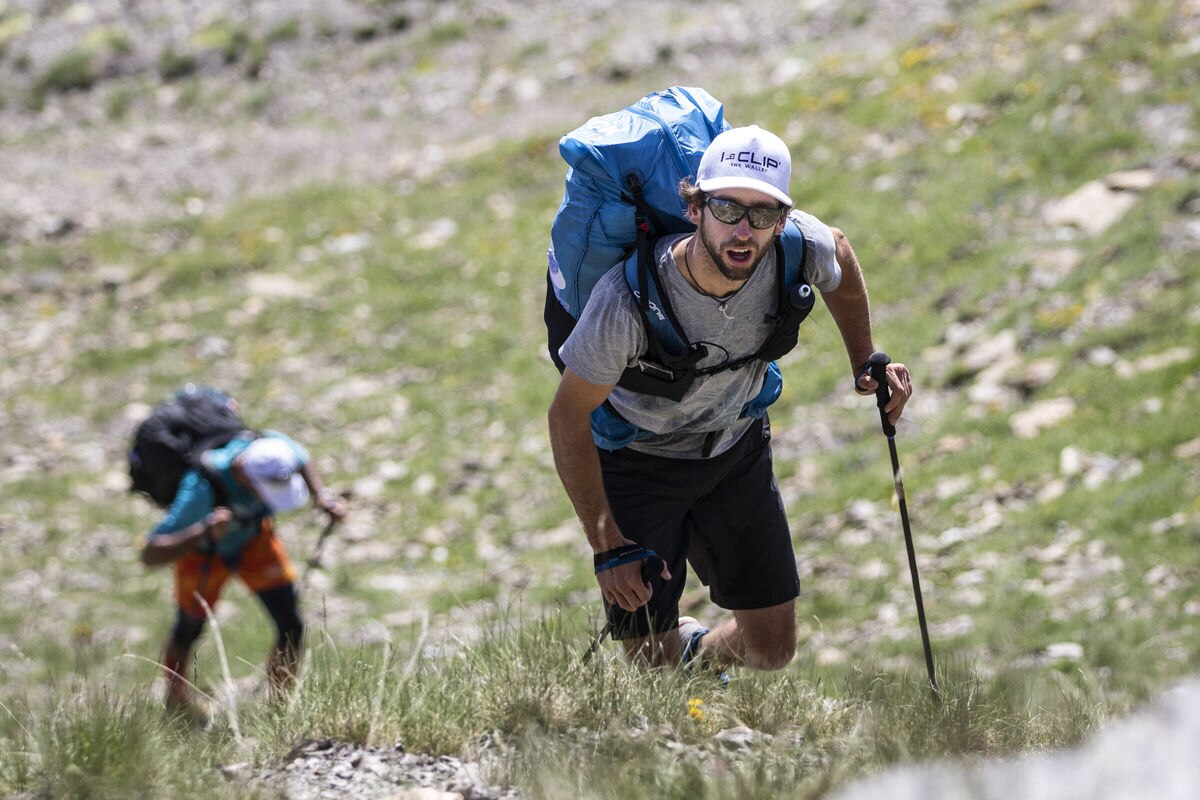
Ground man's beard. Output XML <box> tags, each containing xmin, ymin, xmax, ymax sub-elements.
<box><xmin>697</xmin><ymin>215</ymin><xmax>769</xmax><ymax>283</ymax></box>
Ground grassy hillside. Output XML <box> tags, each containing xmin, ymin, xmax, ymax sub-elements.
<box><xmin>1</xmin><ymin>0</ymin><xmax>1198</xmax><ymax>796</ymax></box>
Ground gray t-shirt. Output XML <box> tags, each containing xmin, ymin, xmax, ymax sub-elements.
<box><xmin>561</xmin><ymin>210</ymin><xmax>841</xmax><ymax>459</ymax></box>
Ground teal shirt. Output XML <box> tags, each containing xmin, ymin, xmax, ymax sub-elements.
<box><xmin>149</xmin><ymin>432</ymin><xmax>309</xmax><ymax>562</ymax></box>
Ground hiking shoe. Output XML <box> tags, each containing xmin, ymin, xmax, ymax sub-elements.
<box><xmin>678</xmin><ymin>616</ymin><xmax>730</xmax><ymax>687</ymax></box>
<box><xmin>678</xmin><ymin>616</ymin><xmax>709</xmax><ymax>667</ymax></box>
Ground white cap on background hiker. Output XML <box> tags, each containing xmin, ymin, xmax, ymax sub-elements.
<box><xmin>240</xmin><ymin>438</ymin><xmax>309</xmax><ymax>513</ymax></box>
<box><xmin>697</xmin><ymin>125</ymin><xmax>793</xmax><ymax>206</ymax></box>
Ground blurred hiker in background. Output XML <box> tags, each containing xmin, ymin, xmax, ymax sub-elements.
<box><xmin>131</xmin><ymin>386</ymin><xmax>347</xmax><ymax>720</ymax></box>
<box><xmin>548</xmin><ymin>122</ymin><xmax>912</xmax><ymax>673</ymax></box>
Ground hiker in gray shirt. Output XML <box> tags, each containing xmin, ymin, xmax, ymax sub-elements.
<box><xmin>548</xmin><ymin>125</ymin><xmax>913</xmax><ymax>671</ymax></box>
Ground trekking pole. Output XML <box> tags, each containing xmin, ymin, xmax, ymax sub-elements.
<box><xmin>867</xmin><ymin>352</ymin><xmax>939</xmax><ymax>696</ymax></box>
<box><xmin>304</xmin><ymin>490</ymin><xmax>351</xmax><ymax>569</ymax></box>
<box><xmin>582</xmin><ymin>621</ymin><xmax>612</xmax><ymax>663</ymax></box>
<box><xmin>298</xmin><ymin>493</ymin><xmax>347</xmax><ymax>594</ymax></box>
<box><xmin>306</xmin><ymin>517</ymin><xmax>339</xmax><ymax>568</ymax></box>
<box><xmin>581</xmin><ymin>552</ymin><xmax>665</xmax><ymax>663</ymax></box>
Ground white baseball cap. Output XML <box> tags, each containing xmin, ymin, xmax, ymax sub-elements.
<box><xmin>240</xmin><ymin>437</ymin><xmax>309</xmax><ymax>513</ymax></box>
<box><xmin>697</xmin><ymin>125</ymin><xmax>793</xmax><ymax>206</ymax></box>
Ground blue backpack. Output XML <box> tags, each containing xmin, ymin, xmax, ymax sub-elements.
<box><xmin>548</xmin><ymin>86</ymin><xmax>727</xmax><ymax>319</ymax></box>
<box><xmin>544</xmin><ymin>87</ymin><xmax>816</xmax><ymax>446</ymax></box>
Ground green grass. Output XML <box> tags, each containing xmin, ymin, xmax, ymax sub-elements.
<box><xmin>0</xmin><ymin>621</ymin><xmax>1120</xmax><ymax>799</ymax></box>
<box><xmin>30</xmin><ymin>48</ymin><xmax>97</xmax><ymax>102</ymax></box>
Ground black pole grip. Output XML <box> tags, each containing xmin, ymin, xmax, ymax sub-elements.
<box><xmin>640</xmin><ymin>555</ymin><xmax>665</xmax><ymax>584</ymax></box>
<box><xmin>868</xmin><ymin>351</ymin><xmax>896</xmax><ymax>437</ymax></box>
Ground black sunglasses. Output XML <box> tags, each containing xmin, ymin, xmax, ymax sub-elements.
<box><xmin>704</xmin><ymin>196</ymin><xmax>788</xmax><ymax>229</ymax></box>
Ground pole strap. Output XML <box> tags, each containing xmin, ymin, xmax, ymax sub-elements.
<box><xmin>593</xmin><ymin>544</ymin><xmax>659</xmax><ymax>574</ymax></box>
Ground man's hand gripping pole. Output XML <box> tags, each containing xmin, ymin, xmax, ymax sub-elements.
<box><xmin>582</xmin><ymin>545</ymin><xmax>666</xmax><ymax>662</ymax></box>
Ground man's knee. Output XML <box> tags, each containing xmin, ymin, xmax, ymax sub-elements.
<box><xmin>749</xmin><ymin>638</ymin><xmax>796</xmax><ymax>671</ymax></box>
<box><xmin>737</xmin><ymin>605</ymin><xmax>797</xmax><ymax>670</ymax></box>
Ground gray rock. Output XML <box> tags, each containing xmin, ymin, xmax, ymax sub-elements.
<box><xmin>1104</xmin><ymin>168</ymin><xmax>1157</xmax><ymax>191</ymax></box>
<box><xmin>251</xmin><ymin>740</ymin><xmax>518</xmax><ymax>799</ymax></box>
<box><xmin>1044</xmin><ymin>179</ymin><xmax>1139</xmax><ymax>237</ymax></box>
<box><xmin>714</xmin><ymin>726</ymin><xmax>761</xmax><ymax>750</ymax></box>
<box><xmin>1009</xmin><ymin>397</ymin><xmax>1076</xmax><ymax>439</ymax></box>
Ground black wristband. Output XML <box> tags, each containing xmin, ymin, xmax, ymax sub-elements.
<box><xmin>594</xmin><ymin>544</ymin><xmax>655</xmax><ymax>574</ymax></box>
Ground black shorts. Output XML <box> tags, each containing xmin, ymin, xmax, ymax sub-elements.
<box><xmin>597</xmin><ymin>416</ymin><xmax>800</xmax><ymax>640</ymax></box>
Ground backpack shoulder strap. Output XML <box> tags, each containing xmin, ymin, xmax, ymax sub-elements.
<box><xmin>194</xmin><ymin>457</ymin><xmax>231</xmax><ymax>510</ymax></box>
<box><xmin>777</xmin><ymin>214</ymin><xmax>810</xmax><ymax>289</ymax></box>
<box><xmin>192</xmin><ymin>430</ymin><xmax>260</xmax><ymax>512</ymax></box>
<box><xmin>622</xmin><ymin>173</ymin><xmax>688</xmax><ymax>359</ymax></box>
<box><xmin>742</xmin><ymin>219</ymin><xmax>815</xmax><ymax>364</ymax></box>
<box><xmin>616</xmin><ymin>232</ymin><xmax>708</xmax><ymax>402</ymax></box>
<box><xmin>622</xmin><ymin>246</ymin><xmax>690</xmax><ymax>360</ymax></box>
<box><xmin>608</xmin><ymin>176</ymin><xmax>707</xmax><ymax>401</ymax></box>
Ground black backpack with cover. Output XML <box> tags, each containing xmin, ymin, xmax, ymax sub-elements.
<box><xmin>128</xmin><ymin>386</ymin><xmax>249</xmax><ymax>509</ymax></box>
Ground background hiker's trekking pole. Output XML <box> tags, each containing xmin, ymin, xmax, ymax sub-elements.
<box><xmin>298</xmin><ymin>491</ymin><xmax>350</xmax><ymax>593</ymax></box>
<box><xmin>298</xmin><ymin>517</ymin><xmax>337</xmax><ymax>594</ymax></box>
<box><xmin>868</xmin><ymin>352</ymin><xmax>939</xmax><ymax>696</ymax></box>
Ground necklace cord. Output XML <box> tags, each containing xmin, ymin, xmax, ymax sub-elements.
<box><xmin>681</xmin><ymin>238</ymin><xmax>738</xmax><ymax>320</ymax></box>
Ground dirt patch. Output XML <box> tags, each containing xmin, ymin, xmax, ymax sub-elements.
<box><xmin>0</xmin><ymin>0</ymin><xmax>957</xmax><ymax>243</ymax></box>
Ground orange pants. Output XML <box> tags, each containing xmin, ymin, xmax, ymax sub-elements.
<box><xmin>173</xmin><ymin>519</ymin><xmax>297</xmax><ymax>618</ymax></box>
